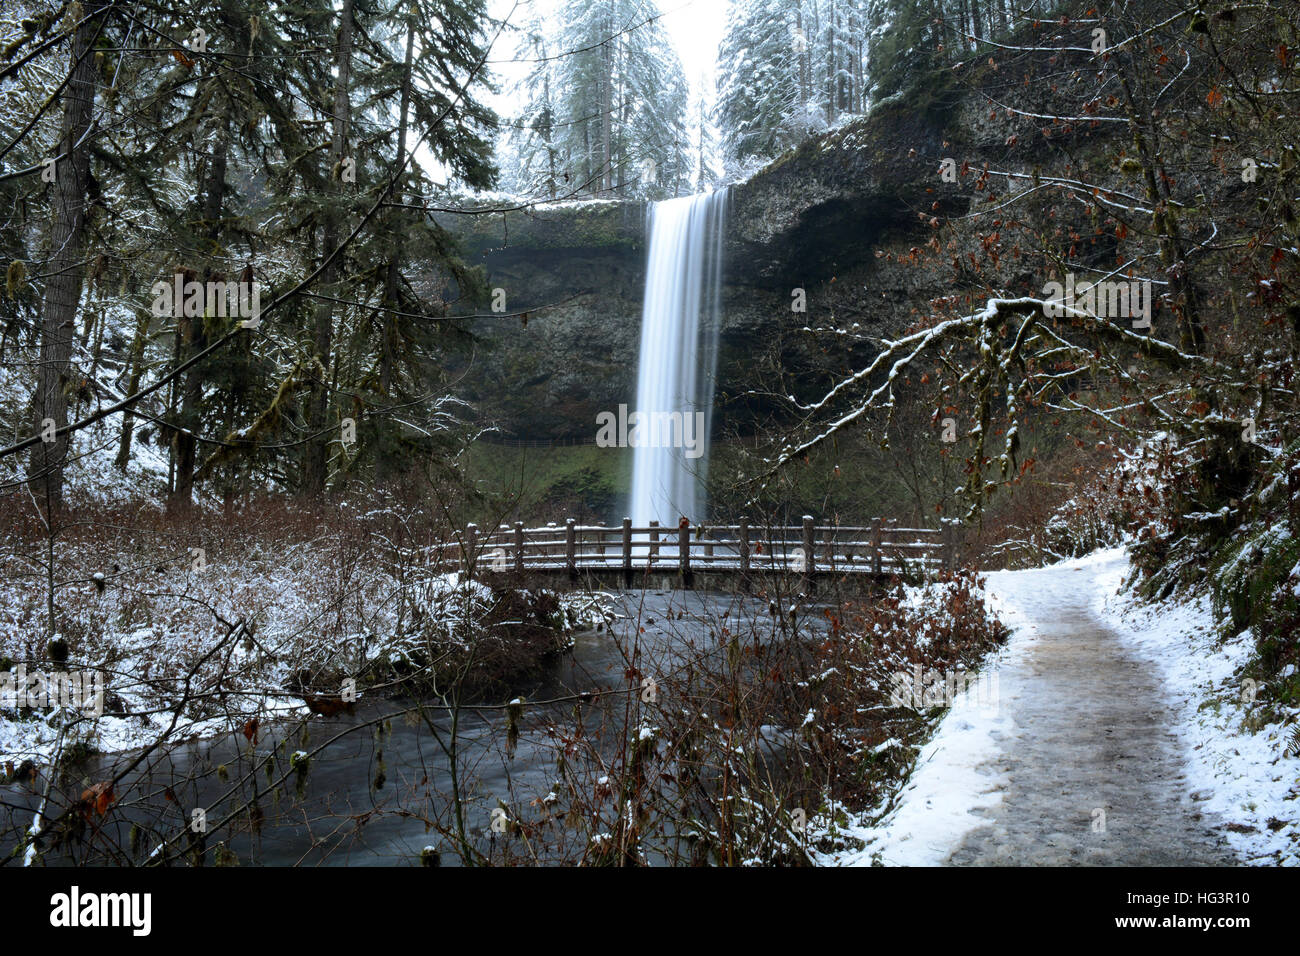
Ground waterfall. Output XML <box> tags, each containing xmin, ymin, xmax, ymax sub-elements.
<box><xmin>628</xmin><ymin>188</ymin><xmax>728</xmax><ymax>526</ymax></box>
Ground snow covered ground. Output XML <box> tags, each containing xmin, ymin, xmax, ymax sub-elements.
<box><xmin>0</xmin><ymin>560</ymin><xmax>617</xmax><ymax>770</ymax></box>
<box><xmin>819</xmin><ymin>547</ymin><xmax>1300</xmax><ymax>866</ymax></box>
<box><xmin>1092</xmin><ymin>556</ymin><xmax>1300</xmax><ymax>865</ymax></box>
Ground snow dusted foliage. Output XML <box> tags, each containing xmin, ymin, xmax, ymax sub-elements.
<box><xmin>497</xmin><ymin>0</ymin><xmax>693</xmax><ymax>200</ymax></box>
<box><xmin>0</xmin><ymin>494</ymin><xmax>615</xmax><ymax>769</ymax></box>
<box><xmin>0</xmin><ymin>354</ymin><xmax>169</xmax><ymax>506</ymax></box>
<box><xmin>714</xmin><ymin>0</ymin><xmax>967</xmax><ymax>174</ymax></box>
<box><xmin>999</xmin><ymin>433</ymin><xmax>1191</xmax><ymax>565</ymax></box>
<box><xmin>790</xmin><ymin>569</ymin><xmax>1009</xmax><ymax>853</ymax></box>
<box><xmin>1</xmin><ymin>1</ymin><xmax>500</xmax><ymax>507</ymax></box>
<box><xmin>715</xmin><ymin>0</ymin><xmax>878</xmax><ymax>173</ymax></box>
<box><xmin>716</xmin><ymin>0</ymin><xmax>805</xmax><ymax>170</ymax></box>
<box><xmin>1208</xmin><ymin>517</ymin><xmax>1300</xmax><ymax>744</ymax></box>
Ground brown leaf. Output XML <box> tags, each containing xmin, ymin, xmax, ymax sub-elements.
<box><xmin>82</xmin><ymin>781</ymin><xmax>115</xmax><ymax>818</ymax></box>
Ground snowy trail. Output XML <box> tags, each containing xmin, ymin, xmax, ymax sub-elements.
<box><xmin>834</xmin><ymin>549</ymin><xmax>1239</xmax><ymax>866</ymax></box>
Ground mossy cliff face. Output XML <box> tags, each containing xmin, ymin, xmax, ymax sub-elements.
<box><xmin>441</xmin><ymin>200</ymin><xmax>648</xmax><ymax>439</ymax></box>
<box><xmin>444</xmin><ymin>74</ymin><xmax>1106</xmax><ymax>439</ymax></box>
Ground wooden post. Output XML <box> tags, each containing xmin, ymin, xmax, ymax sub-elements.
<box><xmin>514</xmin><ymin>521</ymin><xmax>525</xmax><ymax>575</ymax></box>
<box><xmin>942</xmin><ymin>520</ymin><xmax>956</xmax><ymax>572</ymax></box>
<box><xmin>823</xmin><ymin>525</ymin><xmax>834</xmax><ymax>571</ymax></box>
<box><xmin>802</xmin><ymin>515</ymin><xmax>815</xmax><ymax>589</ymax></box>
<box><xmin>871</xmin><ymin>517</ymin><xmax>882</xmax><ymax>575</ymax></box>
<box><xmin>465</xmin><ymin>523</ymin><xmax>477</xmax><ymax>579</ymax></box>
<box><xmin>739</xmin><ymin>517</ymin><xmax>750</xmax><ymax>576</ymax></box>
<box><xmin>565</xmin><ymin>518</ymin><xmax>577</xmax><ymax>580</ymax></box>
<box><xmin>679</xmin><ymin>521</ymin><xmax>691</xmax><ymax>586</ymax></box>
<box><xmin>622</xmin><ymin>517</ymin><xmax>632</xmax><ymax>587</ymax></box>
<box><xmin>649</xmin><ymin>520</ymin><xmax>659</xmax><ymax>566</ymax></box>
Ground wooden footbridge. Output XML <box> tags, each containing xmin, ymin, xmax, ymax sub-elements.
<box><xmin>453</xmin><ymin>517</ymin><xmax>961</xmax><ymax>591</ymax></box>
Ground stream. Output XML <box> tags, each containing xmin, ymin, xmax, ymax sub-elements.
<box><xmin>6</xmin><ymin>587</ymin><xmax>814</xmax><ymax>867</ymax></box>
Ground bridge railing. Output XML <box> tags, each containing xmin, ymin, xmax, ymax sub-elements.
<box><xmin>451</xmin><ymin>516</ymin><xmax>958</xmax><ymax>581</ymax></box>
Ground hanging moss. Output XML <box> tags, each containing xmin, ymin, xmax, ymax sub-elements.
<box><xmin>214</xmin><ymin>843</ymin><xmax>239</xmax><ymax>867</ymax></box>
<box><xmin>192</xmin><ymin>358</ymin><xmax>322</xmax><ymax>483</ymax></box>
<box><xmin>290</xmin><ymin>750</ymin><xmax>311</xmax><ymax>798</ymax></box>
<box><xmin>4</xmin><ymin>259</ymin><xmax>26</xmax><ymax>299</ymax></box>
<box><xmin>369</xmin><ymin>724</ymin><xmax>389</xmax><ymax>790</ymax></box>
<box><xmin>187</xmin><ymin>831</ymin><xmax>206</xmax><ymax>867</ymax></box>
<box><xmin>506</xmin><ymin>697</ymin><xmax>525</xmax><ymax>756</ymax></box>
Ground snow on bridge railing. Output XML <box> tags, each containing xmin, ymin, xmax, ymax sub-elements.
<box><xmin>434</xmin><ymin>516</ymin><xmax>960</xmax><ymax>584</ymax></box>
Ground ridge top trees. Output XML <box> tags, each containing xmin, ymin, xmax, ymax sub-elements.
<box><xmin>499</xmin><ymin>0</ymin><xmax>692</xmax><ymax>199</ymax></box>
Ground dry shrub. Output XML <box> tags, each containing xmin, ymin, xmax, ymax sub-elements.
<box><xmin>809</xmin><ymin>569</ymin><xmax>1010</xmax><ymax>818</ymax></box>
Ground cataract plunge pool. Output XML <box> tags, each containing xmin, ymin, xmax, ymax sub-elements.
<box><xmin>8</xmin><ymin>589</ymin><xmax>819</xmax><ymax>867</ymax></box>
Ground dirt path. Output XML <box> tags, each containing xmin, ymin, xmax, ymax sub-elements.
<box><xmin>942</xmin><ymin>568</ymin><xmax>1235</xmax><ymax>866</ymax></box>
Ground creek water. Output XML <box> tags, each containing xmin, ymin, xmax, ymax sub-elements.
<box><xmin>7</xmin><ymin>588</ymin><xmax>804</xmax><ymax>867</ymax></box>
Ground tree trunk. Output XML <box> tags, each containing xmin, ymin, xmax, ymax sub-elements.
<box><xmin>826</xmin><ymin>2</ymin><xmax>836</xmax><ymax>124</ymax></box>
<box><xmin>542</xmin><ymin>66</ymin><xmax>556</xmax><ymax>199</ymax></box>
<box><xmin>115</xmin><ymin>307</ymin><xmax>149</xmax><ymax>473</ymax></box>
<box><xmin>303</xmin><ymin>0</ymin><xmax>355</xmax><ymax>494</ymax></box>
<box><xmin>601</xmin><ymin>32</ymin><xmax>613</xmax><ymax>194</ymax></box>
<box><xmin>795</xmin><ymin>9</ymin><xmax>808</xmax><ymax>108</ymax></box>
<box><xmin>1118</xmin><ymin>70</ymin><xmax>1204</xmax><ymax>353</ymax></box>
<box><xmin>30</xmin><ymin>6</ymin><xmax>102</xmax><ymax>510</ymax></box>
<box><xmin>376</xmin><ymin>11</ymin><xmax>416</xmax><ymax>485</ymax></box>
<box><xmin>172</xmin><ymin>90</ymin><xmax>230</xmax><ymax>509</ymax></box>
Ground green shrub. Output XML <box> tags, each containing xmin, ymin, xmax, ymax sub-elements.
<box><xmin>1210</xmin><ymin>523</ymin><xmax>1299</xmax><ymax>634</ymax></box>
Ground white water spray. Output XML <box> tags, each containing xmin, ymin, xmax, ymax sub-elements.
<box><xmin>628</xmin><ymin>189</ymin><xmax>728</xmax><ymax>526</ymax></box>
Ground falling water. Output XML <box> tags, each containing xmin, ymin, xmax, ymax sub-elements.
<box><xmin>628</xmin><ymin>188</ymin><xmax>728</xmax><ymax>526</ymax></box>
